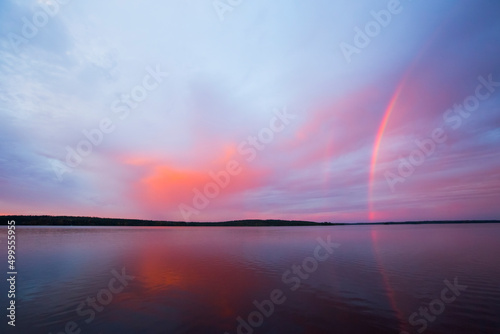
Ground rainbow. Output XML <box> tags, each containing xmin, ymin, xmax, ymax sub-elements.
<box><xmin>368</xmin><ymin>79</ymin><xmax>406</xmax><ymax>221</ymax></box>
<box><xmin>367</xmin><ymin>9</ymin><xmax>455</xmax><ymax>220</ymax></box>
<box><xmin>367</xmin><ymin>80</ymin><xmax>408</xmax><ymax>331</ymax></box>
<box><xmin>365</xmin><ymin>12</ymin><xmax>458</xmax><ymax>331</ymax></box>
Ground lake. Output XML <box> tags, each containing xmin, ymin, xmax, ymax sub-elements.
<box><xmin>1</xmin><ymin>224</ymin><xmax>499</xmax><ymax>333</ymax></box>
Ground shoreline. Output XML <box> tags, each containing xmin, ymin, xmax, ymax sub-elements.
<box><xmin>1</xmin><ymin>215</ymin><xmax>499</xmax><ymax>227</ymax></box>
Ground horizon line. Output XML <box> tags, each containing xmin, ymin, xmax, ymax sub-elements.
<box><xmin>1</xmin><ymin>215</ymin><xmax>499</xmax><ymax>226</ymax></box>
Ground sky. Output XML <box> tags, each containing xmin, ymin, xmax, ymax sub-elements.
<box><xmin>0</xmin><ymin>0</ymin><xmax>499</xmax><ymax>222</ymax></box>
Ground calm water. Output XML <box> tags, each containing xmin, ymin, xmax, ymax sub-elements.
<box><xmin>1</xmin><ymin>224</ymin><xmax>499</xmax><ymax>333</ymax></box>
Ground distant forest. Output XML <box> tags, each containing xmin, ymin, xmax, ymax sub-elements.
<box><xmin>0</xmin><ymin>215</ymin><xmax>332</xmax><ymax>226</ymax></box>
<box><xmin>0</xmin><ymin>216</ymin><xmax>498</xmax><ymax>226</ymax></box>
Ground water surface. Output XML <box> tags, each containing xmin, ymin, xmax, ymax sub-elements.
<box><xmin>1</xmin><ymin>224</ymin><xmax>499</xmax><ymax>333</ymax></box>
